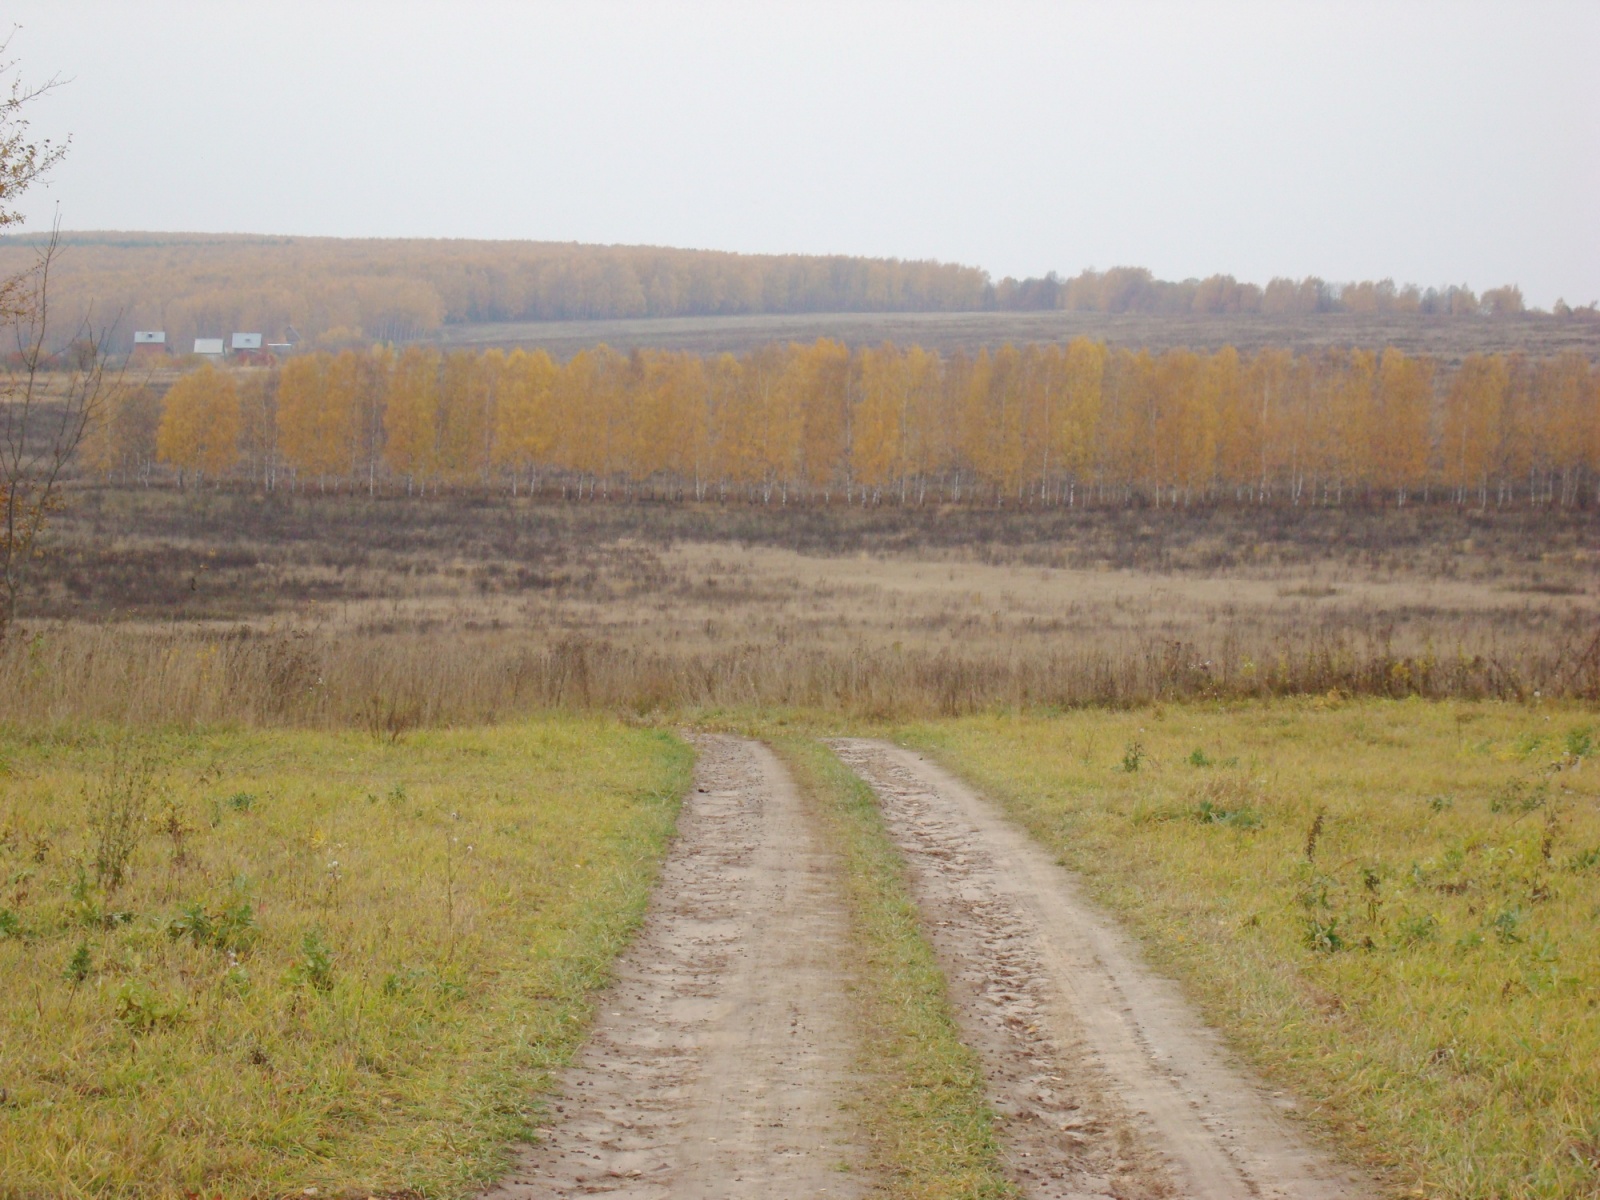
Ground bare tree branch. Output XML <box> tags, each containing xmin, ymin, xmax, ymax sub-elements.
<box><xmin>0</xmin><ymin>28</ymin><xmax>68</xmax><ymax>233</ymax></box>
<box><xmin>0</xmin><ymin>37</ymin><xmax>99</xmax><ymax>640</ymax></box>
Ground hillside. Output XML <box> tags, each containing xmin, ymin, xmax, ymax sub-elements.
<box><xmin>0</xmin><ymin>231</ymin><xmax>1580</xmax><ymax>357</ymax></box>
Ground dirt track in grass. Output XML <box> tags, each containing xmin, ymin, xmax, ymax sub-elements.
<box><xmin>485</xmin><ymin>733</ymin><xmax>1378</xmax><ymax>1199</ymax></box>
<box><xmin>482</xmin><ymin>735</ymin><xmax>868</xmax><ymax>1199</ymax></box>
<box><xmin>831</xmin><ymin>738</ymin><xmax>1376</xmax><ymax>1200</ymax></box>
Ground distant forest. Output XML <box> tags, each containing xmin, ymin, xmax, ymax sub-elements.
<box><xmin>0</xmin><ymin>232</ymin><xmax>1580</xmax><ymax>353</ymax></box>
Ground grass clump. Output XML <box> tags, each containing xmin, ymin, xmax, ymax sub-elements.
<box><xmin>899</xmin><ymin>700</ymin><xmax>1600</xmax><ymax>1200</ymax></box>
<box><xmin>0</xmin><ymin>718</ymin><xmax>691</xmax><ymax>1198</ymax></box>
<box><xmin>773</xmin><ymin>735</ymin><xmax>1015</xmax><ymax>1200</ymax></box>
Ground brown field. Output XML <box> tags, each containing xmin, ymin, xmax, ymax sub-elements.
<box><xmin>435</xmin><ymin>309</ymin><xmax>1600</xmax><ymax>366</ymax></box>
<box><xmin>5</xmin><ymin>490</ymin><xmax>1595</xmax><ymax>727</ymax></box>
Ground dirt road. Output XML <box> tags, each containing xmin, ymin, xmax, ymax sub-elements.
<box><xmin>483</xmin><ymin>735</ymin><xmax>867</xmax><ymax>1199</ymax></box>
<box><xmin>831</xmin><ymin>739</ymin><xmax>1373</xmax><ymax>1200</ymax></box>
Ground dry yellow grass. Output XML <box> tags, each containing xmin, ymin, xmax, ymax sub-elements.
<box><xmin>897</xmin><ymin>700</ymin><xmax>1600</xmax><ymax>1199</ymax></box>
<box><xmin>315</xmin><ymin>538</ymin><xmax>1594</xmax><ymax>658</ymax></box>
<box><xmin>5</xmin><ymin>613</ymin><xmax>1589</xmax><ymax>736</ymax></box>
<box><xmin>16</xmin><ymin>491</ymin><xmax>1594</xmax><ymax>723</ymax></box>
<box><xmin>0</xmin><ymin>719</ymin><xmax>691</xmax><ymax>1198</ymax></box>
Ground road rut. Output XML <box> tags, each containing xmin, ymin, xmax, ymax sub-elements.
<box><xmin>483</xmin><ymin>735</ymin><xmax>866</xmax><ymax>1199</ymax></box>
<box><xmin>831</xmin><ymin>738</ymin><xmax>1373</xmax><ymax>1200</ymax></box>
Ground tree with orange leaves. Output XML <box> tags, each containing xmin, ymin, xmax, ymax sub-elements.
<box><xmin>157</xmin><ymin>365</ymin><xmax>241</xmax><ymax>487</ymax></box>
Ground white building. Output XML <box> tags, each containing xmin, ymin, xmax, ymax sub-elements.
<box><xmin>133</xmin><ymin>330</ymin><xmax>166</xmax><ymax>346</ymax></box>
<box><xmin>231</xmin><ymin>332</ymin><xmax>263</xmax><ymax>352</ymax></box>
<box><xmin>193</xmin><ymin>337</ymin><xmax>225</xmax><ymax>357</ymax></box>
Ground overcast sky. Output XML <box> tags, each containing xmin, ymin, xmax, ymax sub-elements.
<box><xmin>7</xmin><ymin>1</ymin><xmax>1597</xmax><ymax>307</ymax></box>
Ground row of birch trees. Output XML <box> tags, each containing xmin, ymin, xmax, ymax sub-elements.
<box><xmin>87</xmin><ymin>339</ymin><xmax>1600</xmax><ymax>507</ymax></box>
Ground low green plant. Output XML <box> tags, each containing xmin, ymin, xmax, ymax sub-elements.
<box><xmin>287</xmin><ymin>930</ymin><xmax>335</xmax><ymax>991</ymax></box>
<box><xmin>1512</xmin><ymin>731</ymin><xmax>1547</xmax><ymax>759</ymax></box>
<box><xmin>1489</xmin><ymin>778</ymin><xmax>1548</xmax><ymax>815</ymax></box>
<box><xmin>1303</xmin><ymin>916</ymin><xmax>1344</xmax><ymax>952</ymax></box>
<box><xmin>1190</xmin><ymin>772</ymin><xmax>1265</xmax><ymax>831</ymax></box>
<box><xmin>1396</xmin><ymin>912</ymin><xmax>1439</xmax><ymax>945</ymax></box>
<box><xmin>1195</xmin><ymin>799</ymin><xmax>1261</xmax><ymax>829</ymax></box>
<box><xmin>113</xmin><ymin>979</ymin><xmax>184</xmax><ymax>1033</ymax></box>
<box><xmin>1489</xmin><ymin>906</ymin><xmax>1526</xmax><ymax>945</ymax></box>
<box><xmin>168</xmin><ymin>899</ymin><xmax>255</xmax><ymax>953</ymax></box>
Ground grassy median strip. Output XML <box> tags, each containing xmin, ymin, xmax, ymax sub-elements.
<box><xmin>0</xmin><ymin>719</ymin><xmax>692</xmax><ymax>1199</ymax></box>
<box><xmin>900</xmin><ymin>701</ymin><xmax>1600</xmax><ymax>1200</ymax></box>
<box><xmin>773</xmin><ymin>735</ymin><xmax>1016</xmax><ymax>1200</ymax></box>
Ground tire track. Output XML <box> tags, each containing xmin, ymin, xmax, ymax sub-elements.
<box><xmin>483</xmin><ymin>735</ymin><xmax>867</xmax><ymax>1199</ymax></box>
<box><xmin>831</xmin><ymin>738</ymin><xmax>1373</xmax><ymax>1200</ymax></box>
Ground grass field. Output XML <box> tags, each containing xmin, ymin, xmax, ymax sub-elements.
<box><xmin>774</xmin><ymin>735</ymin><xmax>1015</xmax><ymax>1199</ymax></box>
<box><xmin>435</xmin><ymin>309</ymin><xmax>1600</xmax><ymax>367</ymax></box>
<box><xmin>897</xmin><ymin>700</ymin><xmax>1600</xmax><ymax>1200</ymax></box>
<box><xmin>0</xmin><ymin>719</ymin><xmax>691</xmax><ymax>1199</ymax></box>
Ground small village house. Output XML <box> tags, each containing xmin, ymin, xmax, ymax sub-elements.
<box><xmin>130</xmin><ymin>330</ymin><xmax>168</xmax><ymax>362</ymax></box>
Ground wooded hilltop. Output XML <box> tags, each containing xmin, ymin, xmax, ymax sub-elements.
<box><xmin>0</xmin><ymin>232</ymin><xmax>1577</xmax><ymax>352</ymax></box>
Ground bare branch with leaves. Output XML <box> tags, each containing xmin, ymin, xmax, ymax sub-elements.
<box><xmin>0</xmin><ymin>35</ymin><xmax>107</xmax><ymax>640</ymax></box>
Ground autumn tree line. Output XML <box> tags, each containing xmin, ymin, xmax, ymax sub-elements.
<box><xmin>2</xmin><ymin>232</ymin><xmax>1584</xmax><ymax>353</ymax></box>
<box><xmin>86</xmin><ymin>339</ymin><xmax>1600</xmax><ymax>509</ymax></box>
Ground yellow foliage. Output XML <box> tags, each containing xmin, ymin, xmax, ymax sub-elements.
<box><xmin>137</xmin><ymin>340</ymin><xmax>1600</xmax><ymax>507</ymax></box>
<box><xmin>156</xmin><ymin>365</ymin><xmax>241</xmax><ymax>480</ymax></box>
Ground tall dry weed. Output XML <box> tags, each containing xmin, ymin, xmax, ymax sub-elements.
<box><xmin>87</xmin><ymin>748</ymin><xmax>160</xmax><ymax>891</ymax></box>
<box><xmin>0</xmin><ymin>622</ymin><xmax>1591</xmax><ymax>729</ymax></box>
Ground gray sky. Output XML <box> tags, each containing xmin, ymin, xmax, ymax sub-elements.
<box><xmin>9</xmin><ymin>0</ymin><xmax>1598</xmax><ymax>307</ymax></box>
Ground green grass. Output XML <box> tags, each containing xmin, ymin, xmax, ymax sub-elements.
<box><xmin>773</xmin><ymin>735</ymin><xmax>1016</xmax><ymax>1200</ymax></box>
<box><xmin>0</xmin><ymin>718</ymin><xmax>692</xmax><ymax>1199</ymax></box>
<box><xmin>896</xmin><ymin>700</ymin><xmax>1600</xmax><ymax>1200</ymax></box>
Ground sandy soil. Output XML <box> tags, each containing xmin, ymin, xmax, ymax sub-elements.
<box><xmin>831</xmin><ymin>739</ymin><xmax>1376</xmax><ymax>1200</ymax></box>
<box><xmin>482</xmin><ymin>735</ymin><xmax>868</xmax><ymax>1199</ymax></box>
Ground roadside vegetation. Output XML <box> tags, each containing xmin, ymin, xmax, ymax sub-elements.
<box><xmin>898</xmin><ymin>701</ymin><xmax>1600</xmax><ymax>1200</ymax></box>
<box><xmin>773</xmin><ymin>734</ymin><xmax>1015</xmax><ymax>1199</ymax></box>
<box><xmin>0</xmin><ymin>719</ymin><xmax>690</xmax><ymax>1198</ymax></box>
